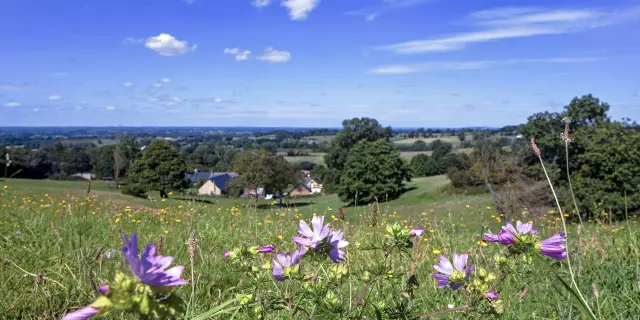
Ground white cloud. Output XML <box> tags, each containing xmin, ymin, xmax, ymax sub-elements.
<box><xmin>49</xmin><ymin>94</ymin><xmax>62</xmax><ymax>100</ymax></box>
<box><xmin>215</xmin><ymin>98</ymin><xmax>223</xmax><ymax>103</ymax></box>
<box><xmin>346</xmin><ymin>0</ymin><xmax>433</xmax><ymax>21</ymax></box>
<box><xmin>224</xmin><ymin>48</ymin><xmax>251</xmax><ymax>61</ymax></box>
<box><xmin>378</xmin><ymin>7</ymin><xmax>640</xmax><ymax>54</ymax></box>
<box><xmin>105</xmin><ymin>106</ymin><xmax>115</xmax><ymax>111</ymax></box>
<box><xmin>257</xmin><ymin>48</ymin><xmax>292</xmax><ymax>63</ymax></box>
<box><xmin>366</xmin><ymin>13</ymin><xmax>378</xmax><ymax>22</ymax></box>
<box><xmin>33</xmin><ymin>108</ymin><xmax>40</xmax><ymax>112</ymax></box>
<box><xmin>123</xmin><ymin>82</ymin><xmax>133</xmax><ymax>87</ymax></box>
<box><xmin>252</xmin><ymin>0</ymin><xmax>271</xmax><ymax>8</ymax></box>
<box><xmin>4</xmin><ymin>101</ymin><xmax>21</xmax><ymax>108</ymax></box>
<box><xmin>282</xmin><ymin>0</ymin><xmax>320</xmax><ymax>21</ymax></box>
<box><xmin>152</xmin><ymin>82</ymin><xmax>164</xmax><ymax>88</ymax></box>
<box><xmin>368</xmin><ymin>57</ymin><xmax>603</xmax><ymax>74</ymax></box>
<box><xmin>144</xmin><ymin>34</ymin><xmax>197</xmax><ymax>56</ymax></box>
<box><xmin>161</xmin><ymin>78</ymin><xmax>171</xmax><ymax>83</ymax></box>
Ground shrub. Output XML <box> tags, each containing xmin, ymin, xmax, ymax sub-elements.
<box><xmin>121</xmin><ymin>183</ymin><xmax>148</xmax><ymax>198</ymax></box>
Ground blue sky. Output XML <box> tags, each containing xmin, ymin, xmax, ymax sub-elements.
<box><xmin>1</xmin><ymin>0</ymin><xmax>639</xmax><ymax>127</ymax></box>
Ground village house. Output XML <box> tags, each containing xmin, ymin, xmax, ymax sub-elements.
<box><xmin>289</xmin><ymin>174</ymin><xmax>323</xmax><ymax>197</ymax></box>
<box><xmin>197</xmin><ymin>172</ymin><xmax>238</xmax><ymax>196</ymax></box>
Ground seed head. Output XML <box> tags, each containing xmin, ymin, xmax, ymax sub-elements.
<box><xmin>187</xmin><ymin>233</ymin><xmax>197</xmax><ymax>261</ymax></box>
<box><xmin>592</xmin><ymin>283</ymin><xmax>599</xmax><ymax>298</ymax></box>
<box><xmin>338</xmin><ymin>207</ymin><xmax>345</xmax><ymax>221</ymax></box>
<box><xmin>562</xmin><ymin>117</ymin><xmax>573</xmax><ymax>142</ymax></box>
<box><xmin>530</xmin><ymin>137</ymin><xmax>541</xmax><ymax>157</ymax></box>
<box><xmin>371</xmin><ymin>201</ymin><xmax>378</xmax><ymax>227</ymax></box>
<box><xmin>157</xmin><ymin>236</ymin><xmax>164</xmax><ymax>255</ymax></box>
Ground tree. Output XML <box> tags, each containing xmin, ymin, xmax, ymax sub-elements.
<box><xmin>233</xmin><ymin>149</ymin><xmax>300</xmax><ymax>199</ymax></box>
<box><xmin>128</xmin><ymin>139</ymin><xmax>189</xmax><ymax>198</ymax></box>
<box><xmin>338</xmin><ymin>139</ymin><xmax>410</xmax><ymax>204</ymax></box>
<box><xmin>410</xmin><ymin>154</ymin><xmax>438</xmax><ymax>177</ymax></box>
<box><xmin>431</xmin><ymin>140</ymin><xmax>453</xmax><ymax>160</ymax></box>
<box><xmin>458</xmin><ymin>132</ymin><xmax>466</xmax><ymax>142</ymax></box>
<box><xmin>324</xmin><ymin>118</ymin><xmax>392</xmax><ymax>193</ymax></box>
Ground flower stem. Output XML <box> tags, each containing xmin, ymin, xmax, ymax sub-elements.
<box><xmin>565</xmin><ymin>141</ymin><xmax>584</xmax><ymax>226</ymax></box>
<box><xmin>537</xmin><ymin>153</ymin><xmax>596</xmax><ymax>319</ymax></box>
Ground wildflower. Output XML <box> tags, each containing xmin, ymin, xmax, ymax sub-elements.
<box><xmin>327</xmin><ymin>230</ymin><xmax>349</xmax><ymax>263</ymax></box>
<box><xmin>409</xmin><ymin>227</ymin><xmax>425</xmax><ymax>237</ymax></box>
<box><xmin>258</xmin><ymin>245</ymin><xmax>275</xmax><ymax>253</ymax></box>
<box><xmin>466</xmin><ymin>204</ymin><xmax>470</xmax><ymax>208</ymax></box>
<box><xmin>432</xmin><ymin>249</ymin><xmax>440</xmax><ymax>255</ymax></box>
<box><xmin>272</xmin><ymin>248</ymin><xmax>305</xmax><ymax>281</ymax></box>
<box><xmin>536</xmin><ymin>232</ymin><xmax>567</xmax><ymax>260</ymax></box>
<box><xmin>432</xmin><ymin>253</ymin><xmax>473</xmax><ymax>290</ymax></box>
<box><xmin>121</xmin><ymin>233</ymin><xmax>188</xmax><ymax>287</ymax></box>
<box><xmin>292</xmin><ymin>216</ymin><xmax>330</xmax><ymax>249</ymax></box>
<box><xmin>62</xmin><ymin>306</ymin><xmax>101</xmax><ymax>320</ymax></box>
<box><xmin>223</xmin><ymin>250</ymin><xmax>230</xmax><ymax>259</ymax></box>
<box><xmin>486</xmin><ymin>292</ymin><xmax>499</xmax><ymax>300</ymax></box>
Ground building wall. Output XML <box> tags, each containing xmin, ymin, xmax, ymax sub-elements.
<box><xmin>198</xmin><ymin>180</ymin><xmax>222</xmax><ymax>196</ymax></box>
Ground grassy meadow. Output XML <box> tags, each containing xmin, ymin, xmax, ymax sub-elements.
<box><xmin>1</xmin><ymin>178</ymin><xmax>639</xmax><ymax>319</ymax></box>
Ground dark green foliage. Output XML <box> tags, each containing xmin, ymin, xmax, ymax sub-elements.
<box><xmin>571</xmin><ymin>122</ymin><xmax>640</xmax><ymax>217</ymax></box>
<box><xmin>233</xmin><ymin>149</ymin><xmax>299</xmax><ymax>196</ymax></box>
<box><xmin>128</xmin><ymin>139</ymin><xmax>189</xmax><ymax>196</ymax></box>
<box><xmin>324</xmin><ymin>118</ymin><xmax>392</xmax><ymax>192</ymax></box>
<box><xmin>310</xmin><ymin>164</ymin><xmax>328</xmax><ymax>184</ymax></box>
<box><xmin>338</xmin><ymin>139</ymin><xmax>411</xmax><ymax>204</ymax></box>
<box><xmin>293</xmin><ymin>160</ymin><xmax>317</xmax><ymax>171</ymax></box>
<box><xmin>458</xmin><ymin>132</ymin><xmax>466</xmax><ymax>142</ymax></box>
<box><xmin>410</xmin><ymin>154</ymin><xmax>438</xmax><ymax>177</ymax></box>
<box><xmin>431</xmin><ymin>140</ymin><xmax>453</xmax><ymax>160</ymax></box>
<box><xmin>121</xmin><ymin>183</ymin><xmax>148</xmax><ymax>198</ymax></box>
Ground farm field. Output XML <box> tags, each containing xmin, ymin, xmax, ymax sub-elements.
<box><xmin>1</xmin><ymin>177</ymin><xmax>639</xmax><ymax>319</ymax></box>
<box><xmin>393</xmin><ymin>136</ymin><xmax>469</xmax><ymax>145</ymax></box>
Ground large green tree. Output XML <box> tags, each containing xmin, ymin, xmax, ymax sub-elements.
<box><xmin>338</xmin><ymin>139</ymin><xmax>410</xmax><ymax>204</ymax></box>
<box><xmin>324</xmin><ymin>118</ymin><xmax>392</xmax><ymax>193</ymax></box>
<box><xmin>233</xmin><ymin>149</ymin><xmax>300</xmax><ymax>198</ymax></box>
<box><xmin>128</xmin><ymin>139</ymin><xmax>189</xmax><ymax>197</ymax></box>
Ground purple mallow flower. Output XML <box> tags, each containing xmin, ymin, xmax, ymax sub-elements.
<box><xmin>224</xmin><ymin>250</ymin><xmax>230</xmax><ymax>259</ymax></box>
<box><xmin>328</xmin><ymin>230</ymin><xmax>349</xmax><ymax>263</ymax></box>
<box><xmin>409</xmin><ymin>227</ymin><xmax>425</xmax><ymax>237</ymax></box>
<box><xmin>432</xmin><ymin>253</ymin><xmax>474</xmax><ymax>290</ymax></box>
<box><xmin>292</xmin><ymin>216</ymin><xmax>330</xmax><ymax>249</ymax></box>
<box><xmin>538</xmin><ymin>232</ymin><xmax>567</xmax><ymax>260</ymax></box>
<box><xmin>258</xmin><ymin>245</ymin><xmax>275</xmax><ymax>253</ymax></box>
<box><xmin>121</xmin><ymin>232</ymin><xmax>188</xmax><ymax>287</ymax></box>
<box><xmin>61</xmin><ymin>306</ymin><xmax>101</xmax><ymax>320</ymax></box>
<box><xmin>486</xmin><ymin>292</ymin><xmax>499</xmax><ymax>300</ymax></box>
<box><xmin>484</xmin><ymin>221</ymin><xmax>566</xmax><ymax>260</ymax></box>
<box><xmin>272</xmin><ymin>248</ymin><xmax>305</xmax><ymax>281</ymax></box>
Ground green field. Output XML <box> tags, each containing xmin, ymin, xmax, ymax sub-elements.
<box><xmin>1</xmin><ymin>177</ymin><xmax>639</xmax><ymax>319</ymax></box>
<box><xmin>393</xmin><ymin>136</ymin><xmax>468</xmax><ymax>145</ymax></box>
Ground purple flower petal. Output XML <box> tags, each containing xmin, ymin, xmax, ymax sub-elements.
<box><xmin>224</xmin><ymin>250</ymin><xmax>230</xmax><ymax>258</ymax></box>
<box><xmin>61</xmin><ymin>306</ymin><xmax>100</xmax><ymax>320</ymax></box>
<box><xmin>272</xmin><ymin>259</ymin><xmax>285</xmax><ymax>281</ymax></box>
<box><xmin>298</xmin><ymin>220</ymin><xmax>314</xmax><ymax>238</ymax></box>
<box><xmin>540</xmin><ymin>233</ymin><xmax>567</xmax><ymax>260</ymax></box>
<box><xmin>465</xmin><ymin>264</ymin><xmax>474</xmax><ymax>279</ymax></box>
<box><xmin>498</xmin><ymin>228</ymin><xmax>516</xmax><ymax>245</ymax></box>
<box><xmin>432</xmin><ymin>273</ymin><xmax>450</xmax><ymax>288</ymax></box>
<box><xmin>97</xmin><ymin>284</ymin><xmax>110</xmax><ymax>295</ymax></box>
<box><xmin>516</xmin><ymin>221</ymin><xmax>533</xmax><ymax>234</ymax></box>
<box><xmin>434</xmin><ymin>255</ymin><xmax>453</xmax><ymax>275</ymax></box>
<box><xmin>410</xmin><ymin>227</ymin><xmax>425</xmax><ymax>237</ymax></box>
<box><xmin>453</xmin><ymin>253</ymin><xmax>468</xmax><ymax>271</ymax></box>
<box><xmin>486</xmin><ymin>292</ymin><xmax>499</xmax><ymax>300</ymax></box>
<box><xmin>311</xmin><ymin>216</ymin><xmax>325</xmax><ymax>238</ymax></box>
<box><xmin>329</xmin><ymin>248</ymin><xmax>345</xmax><ymax>263</ymax></box>
<box><xmin>121</xmin><ymin>233</ymin><xmax>188</xmax><ymax>287</ymax></box>
<box><xmin>292</xmin><ymin>236</ymin><xmax>316</xmax><ymax>247</ymax></box>
<box><xmin>258</xmin><ymin>245</ymin><xmax>274</xmax><ymax>253</ymax></box>
<box><xmin>276</xmin><ymin>252</ymin><xmax>290</xmax><ymax>268</ymax></box>
<box><xmin>484</xmin><ymin>233</ymin><xmax>500</xmax><ymax>242</ymax></box>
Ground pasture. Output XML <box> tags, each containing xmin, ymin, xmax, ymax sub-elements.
<box><xmin>1</xmin><ymin>178</ymin><xmax>639</xmax><ymax>319</ymax></box>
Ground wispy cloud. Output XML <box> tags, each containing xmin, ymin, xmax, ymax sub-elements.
<box><xmin>378</xmin><ymin>7</ymin><xmax>640</xmax><ymax>53</ymax></box>
<box><xmin>346</xmin><ymin>0</ymin><xmax>434</xmax><ymax>22</ymax></box>
<box><xmin>368</xmin><ymin>57</ymin><xmax>603</xmax><ymax>74</ymax></box>
<box><xmin>49</xmin><ymin>94</ymin><xmax>62</xmax><ymax>100</ymax></box>
<box><xmin>257</xmin><ymin>48</ymin><xmax>292</xmax><ymax>63</ymax></box>
<box><xmin>224</xmin><ymin>48</ymin><xmax>251</xmax><ymax>61</ymax></box>
<box><xmin>251</xmin><ymin>0</ymin><xmax>271</xmax><ymax>8</ymax></box>
<box><xmin>282</xmin><ymin>0</ymin><xmax>320</xmax><ymax>21</ymax></box>
<box><xmin>4</xmin><ymin>101</ymin><xmax>21</xmax><ymax>108</ymax></box>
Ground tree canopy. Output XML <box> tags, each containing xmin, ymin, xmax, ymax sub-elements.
<box><xmin>338</xmin><ymin>139</ymin><xmax>410</xmax><ymax>204</ymax></box>
<box><xmin>128</xmin><ymin>139</ymin><xmax>189</xmax><ymax>196</ymax></box>
<box><xmin>233</xmin><ymin>149</ymin><xmax>300</xmax><ymax>196</ymax></box>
